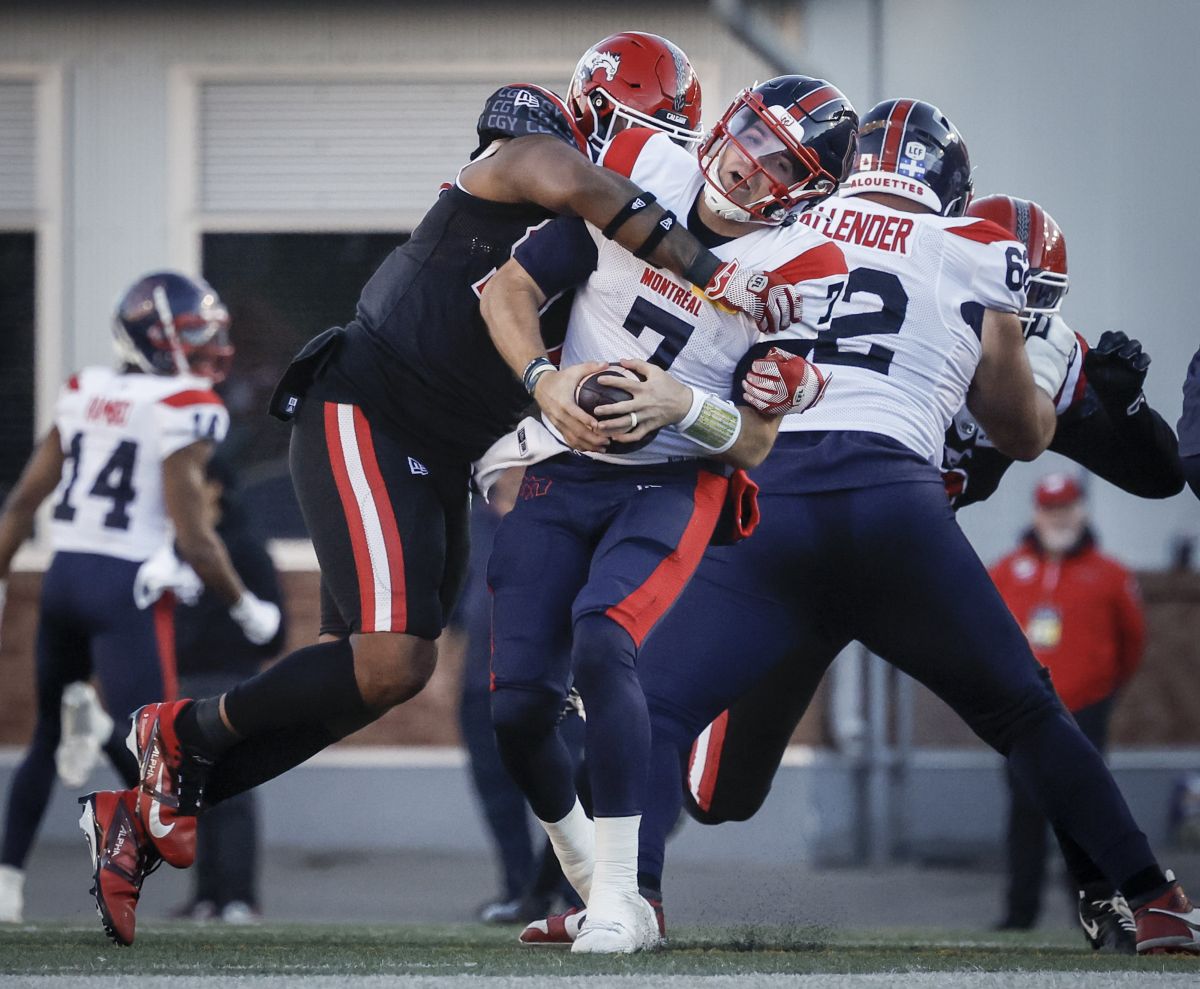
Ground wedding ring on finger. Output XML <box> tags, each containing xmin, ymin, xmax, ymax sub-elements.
<box><xmin>629</xmin><ymin>411</ymin><xmax>638</xmax><ymax>431</ymax></box>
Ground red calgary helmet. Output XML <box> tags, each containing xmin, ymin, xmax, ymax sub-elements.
<box><xmin>967</xmin><ymin>194</ymin><xmax>1068</xmax><ymax>330</ymax></box>
<box><xmin>567</xmin><ymin>32</ymin><xmax>702</xmax><ymax>159</ymax></box>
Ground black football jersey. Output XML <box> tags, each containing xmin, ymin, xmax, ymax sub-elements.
<box><xmin>324</xmin><ymin>85</ymin><xmax>585</xmax><ymax>464</ymax></box>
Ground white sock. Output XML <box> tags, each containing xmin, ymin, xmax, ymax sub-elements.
<box><xmin>538</xmin><ymin>799</ymin><xmax>594</xmax><ymax>904</ymax></box>
<box><xmin>588</xmin><ymin>815</ymin><xmax>641</xmax><ymax>916</ymax></box>
<box><xmin>0</xmin><ymin>865</ymin><xmax>24</xmax><ymax>922</ymax></box>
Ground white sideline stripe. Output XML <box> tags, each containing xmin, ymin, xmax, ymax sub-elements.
<box><xmin>336</xmin><ymin>403</ymin><xmax>392</xmax><ymax>632</ymax></box>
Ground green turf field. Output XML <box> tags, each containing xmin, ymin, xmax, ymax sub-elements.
<box><xmin>0</xmin><ymin>923</ymin><xmax>1196</xmax><ymax>979</ymax></box>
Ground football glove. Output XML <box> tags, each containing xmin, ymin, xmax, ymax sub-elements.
<box><xmin>742</xmin><ymin>347</ymin><xmax>830</xmax><ymax>416</ymax></box>
<box><xmin>1083</xmin><ymin>330</ymin><xmax>1150</xmax><ymax>413</ymax></box>
<box><xmin>1024</xmin><ymin>313</ymin><xmax>1079</xmax><ymax>403</ymax></box>
<box><xmin>703</xmin><ymin>261</ymin><xmax>797</xmax><ymax>334</ymax></box>
<box><xmin>229</xmin><ymin>591</ymin><xmax>282</xmax><ymax>646</ymax></box>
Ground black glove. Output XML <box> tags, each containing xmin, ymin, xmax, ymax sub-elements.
<box><xmin>1083</xmin><ymin>330</ymin><xmax>1150</xmax><ymax>411</ymax></box>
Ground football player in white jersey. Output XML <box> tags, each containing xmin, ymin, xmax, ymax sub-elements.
<box><xmin>0</xmin><ymin>272</ymin><xmax>278</xmax><ymax>931</ymax></box>
<box><xmin>477</xmin><ymin>76</ymin><xmax>856</xmax><ymax>952</ymax></box>
<box><xmin>527</xmin><ymin>98</ymin><xmax>1200</xmax><ymax>955</ymax></box>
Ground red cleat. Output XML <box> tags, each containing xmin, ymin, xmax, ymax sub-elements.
<box><xmin>128</xmin><ymin>701</ymin><xmax>208</xmax><ymax>868</ymax></box>
<box><xmin>1134</xmin><ymin>872</ymin><xmax>1200</xmax><ymax>954</ymax></box>
<box><xmin>518</xmin><ymin>895</ymin><xmax>666</xmax><ymax>946</ymax></box>
<box><xmin>78</xmin><ymin>789</ymin><xmax>161</xmax><ymax>946</ymax></box>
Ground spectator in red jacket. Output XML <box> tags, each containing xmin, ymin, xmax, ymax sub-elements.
<box><xmin>990</xmin><ymin>472</ymin><xmax>1145</xmax><ymax>929</ymax></box>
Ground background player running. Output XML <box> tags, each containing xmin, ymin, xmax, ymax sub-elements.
<box><xmin>0</xmin><ymin>272</ymin><xmax>277</xmax><ymax>928</ymax></box>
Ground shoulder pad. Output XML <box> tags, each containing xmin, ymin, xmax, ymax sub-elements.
<box><xmin>472</xmin><ymin>84</ymin><xmax>585</xmax><ymax>159</ymax></box>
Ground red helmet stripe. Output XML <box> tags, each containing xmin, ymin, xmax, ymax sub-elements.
<box><xmin>794</xmin><ymin>85</ymin><xmax>840</xmax><ymax>118</ymax></box>
<box><xmin>1027</xmin><ymin>200</ymin><xmax>1045</xmax><ymax>269</ymax></box>
<box><xmin>879</xmin><ymin>99</ymin><xmax>915</xmax><ymax>173</ymax></box>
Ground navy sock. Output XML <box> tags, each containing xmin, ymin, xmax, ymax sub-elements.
<box><xmin>1008</xmin><ymin>707</ymin><xmax>1160</xmax><ymax>894</ymax></box>
<box><xmin>571</xmin><ymin>614</ymin><xmax>648</xmax><ymax>819</ymax></box>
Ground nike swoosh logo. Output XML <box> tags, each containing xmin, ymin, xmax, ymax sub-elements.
<box><xmin>148</xmin><ymin>764</ymin><xmax>175</xmax><ymax>839</ymax></box>
<box><xmin>1147</xmin><ymin>907</ymin><xmax>1200</xmax><ymax>931</ymax></box>
<box><xmin>1081</xmin><ymin>918</ymin><xmax>1100</xmax><ymax>940</ymax></box>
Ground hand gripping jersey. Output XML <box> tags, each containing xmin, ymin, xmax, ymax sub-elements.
<box><xmin>324</xmin><ymin>84</ymin><xmax>587</xmax><ymax>465</ymax></box>
<box><xmin>518</xmin><ymin>129</ymin><xmax>846</xmax><ymax>465</ymax></box>
<box><xmin>48</xmin><ymin>367</ymin><xmax>229</xmax><ymax>562</ymax></box>
<box><xmin>778</xmin><ymin>196</ymin><xmax>1028</xmax><ymax>463</ymax></box>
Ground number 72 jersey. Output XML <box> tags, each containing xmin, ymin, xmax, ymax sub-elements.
<box><xmin>48</xmin><ymin>366</ymin><xmax>229</xmax><ymax>562</ymax></box>
<box><xmin>778</xmin><ymin>195</ymin><xmax>1028</xmax><ymax>464</ymax></box>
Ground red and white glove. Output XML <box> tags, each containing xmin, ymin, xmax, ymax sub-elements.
<box><xmin>742</xmin><ymin>347</ymin><xmax>830</xmax><ymax>416</ymax></box>
<box><xmin>703</xmin><ymin>261</ymin><xmax>800</xmax><ymax>334</ymax></box>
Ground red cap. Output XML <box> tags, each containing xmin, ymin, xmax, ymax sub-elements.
<box><xmin>1035</xmin><ymin>472</ymin><xmax>1083</xmax><ymax>508</ymax></box>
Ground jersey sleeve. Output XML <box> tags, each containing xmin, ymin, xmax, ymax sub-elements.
<box><xmin>944</xmin><ymin>219</ymin><xmax>1028</xmax><ymax>314</ymax></box>
<box><xmin>512</xmin><ymin>216</ymin><xmax>600</xmax><ymax>299</ymax></box>
<box><xmin>152</xmin><ymin>388</ymin><xmax>230</xmax><ymax>459</ymax></box>
<box><xmin>472</xmin><ymin>84</ymin><xmax>585</xmax><ymax>159</ymax></box>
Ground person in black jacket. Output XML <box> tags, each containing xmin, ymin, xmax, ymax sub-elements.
<box><xmin>173</xmin><ymin>455</ymin><xmax>287</xmax><ymax>923</ymax></box>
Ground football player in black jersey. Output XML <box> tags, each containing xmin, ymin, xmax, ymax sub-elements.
<box><xmin>1182</xmin><ymin>347</ymin><xmax>1200</xmax><ymax>498</ymax></box>
<box><xmin>77</xmin><ymin>33</ymin><xmax>816</xmax><ymax>947</ymax></box>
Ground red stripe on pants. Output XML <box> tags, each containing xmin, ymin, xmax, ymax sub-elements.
<box><xmin>152</xmin><ymin>593</ymin><xmax>179</xmax><ymax>701</ymax></box>
<box><xmin>350</xmin><ymin>407</ymin><xmax>408</xmax><ymax>633</ymax></box>
<box><xmin>324</xmin><ymin>402</ymin><xmax>377</xmax><ymax>631</ymax></box>
<box><xmin>605</xmin><ymin>471</ymin><xmax>728</xmax><ymax>648</ymax></box>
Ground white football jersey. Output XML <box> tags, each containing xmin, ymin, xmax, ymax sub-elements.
<box><xmin>552</xmin><ymin>129</ymin><xmax>846</xmax><ymax>464</ymax></box>
<box><xmin>777</xmin><ymin>195</ymin><xmax>1029</xmax><ymax>464</ymax></box>
<box><xmin>48</xmin><ymin>367</ymin><xmax>229</xmax><ymax>561</ymax></box>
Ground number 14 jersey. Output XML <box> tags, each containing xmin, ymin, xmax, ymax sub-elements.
<box><xmin>780</xmin><ymin>196</ymin><xmax>1028</xmax><ymax>465</ymax></box>
<box><xmin>49</xmin><ymin>367</ymin><xmax>229</xmax><ymax>561</ymax></box>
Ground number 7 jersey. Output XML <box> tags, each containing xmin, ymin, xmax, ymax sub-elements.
<box><xmin>48</xmin><ymin>367</ymin><xmax>229</xmax><ymax>561</ymax></box>
<box><xmin>780</xmin><ymin>195</ymin><xmax>1028</xmax><ymax>464</ymax></box>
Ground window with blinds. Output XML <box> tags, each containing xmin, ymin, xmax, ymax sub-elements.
<box><xmin>0</xmin><ymin>81</ymin><xmax>36</xmax><ymax>213</ymax></box>
<box><xmin>199</xmin><ymin>76</ymin><xmax>564</xmax><ymax>216</ymax></box>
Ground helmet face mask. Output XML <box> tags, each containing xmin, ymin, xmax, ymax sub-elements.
<box><xmin>567</xmin><ymin>32</ymin><xmax>702</xmax><ymax>160</ymax></box>
<box><xmin>699</xmin><ymin>78</ymin><xmax>857</xmax><ymax>226</ymax></box>
<box><xmin>113</xmin><ymin>272</ymin><xmax>234</xmax><ymax>383</ymax></box>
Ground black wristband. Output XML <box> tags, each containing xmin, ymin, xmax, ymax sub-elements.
<box><xmin>683</xmin><ymin>248</ymin><xmax>722</xmax><ymax>290</ymax></box>
<box><xmin>632</xmin><ymin>211</ymin><xmax>678</xmax><ymax>260</ymax></box>
<box><xmin>601</xmin><ymin>192</ymin><xmax>658</xmax><ymax>240</ymax></box>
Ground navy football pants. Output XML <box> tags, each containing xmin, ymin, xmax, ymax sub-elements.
<box><xmin>637</xmin><ymin>474</ymin><xmax>1156</xmax><ymax>892</ymax></box>
<box><xmin>489</xmin><ymin>456</ymin><xmax>725</xmax><ymax>821</ymax></box>
<box><xmin>2</xmin><ymin>553</ymin><xmax>166</xmax><ymax>868</ymax></box>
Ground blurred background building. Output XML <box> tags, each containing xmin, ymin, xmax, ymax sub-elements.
<box><xmin>1</xmin><ymin>0</ymin><xmax>1198</xmax><ymax>928</ymax></box>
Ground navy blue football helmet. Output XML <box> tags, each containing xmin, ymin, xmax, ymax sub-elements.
<box><xmin>699</xmin><ymin>75</ymin><xmax>857</xmax><ymax>224</ymax></box>
<box><xmin>112</xmin><ymin>271</ymin><xmax>233</xmax><ymax>382</ymax></box>
<box><xmin>842</xmin><ymin>99</ymin><xmax>972</xmax><ymax>216</ymax></box>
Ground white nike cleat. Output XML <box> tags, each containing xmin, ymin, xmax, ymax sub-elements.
<box><xmin>0</xmin><ymin>865</ymin><xmax>24</xmax><ymax>923</ymax></box>
<box><xmin>571</xmin><ymin>891</ymin><xmax>661</xmax><ymax>954</ymax></box>
<box><xmin>56</xmin><ymin>682</ymin><xmax>115</xmax><ymax>789</ymax></box>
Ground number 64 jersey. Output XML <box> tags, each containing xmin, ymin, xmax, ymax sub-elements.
<box><xmin>775</xmin><ymin>195</ymin><xmax>1029</xmax><ymax>464</ymax></box>
<box><xmin>48</xmin><ymin>366</ymin><xmax>229</xmax><ymax>562</ymax></box>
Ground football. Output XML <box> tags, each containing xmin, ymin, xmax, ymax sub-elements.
<box><xmin>573</xmin><ymin>362</ymin><xmax>659</xmax><ymax>453</ymax></box>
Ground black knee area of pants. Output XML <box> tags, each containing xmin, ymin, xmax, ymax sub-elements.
<box><xmin>490</xmin><ymin>685</ymin><xmax>565</xmax><ymax>742</ymax></box>
<box><xmin>971</xmin><ymin>666</ymin><xmax>1064</xmax><ymax>755</ymax></box>
<box><xmin>570</xmin><ymin>613</ymin><xmax>635</xmax><ymax>697</ymax></box>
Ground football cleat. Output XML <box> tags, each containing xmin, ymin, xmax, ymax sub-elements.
<box><xmin>128</xmin><ymin>701</ymin><xmax>209</xmax><ymax>868</ymax></box>
<box><xmin>0</xmin><ymin>865</ymin><xmax>24</xmax><ymax>923</ymax></box>
<box><xmin>1134</xmin><ymin>871</ymin><xmax>1200</xmax><ymax>954</ymax></box>
<box><xmin>56</xmin><ymin>681</ymin><xmax>115</xmax><ymax>789</ymax></box>
<box><xmin>519</xmin><ymin>892</ymin><xmax>666</xmax><ymax>946</ymax></box>
<box><xmin>79</xmin><ymin>789</ymin><xmax>161</xmax><ymax>946</ymax></box>
<box><xmin>1078</xmin><ymin>886</ymin><xmax>1136</xmax><ymax>954</ymax></box>
<box><xmin>519</xmin><ymin>906</ymin><xmax>587</xmax><ymax>946</ymax></box>
<box><xmin>571</xmin><ymin>890</ymin><xmax>662</xmax><ymax>954</ymax></box>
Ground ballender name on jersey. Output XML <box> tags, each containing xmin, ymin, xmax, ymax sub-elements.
<box><xmin>798</xmin><ymin>205</ymin><xmax>915</xmax><ymax>255</ymax></box>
